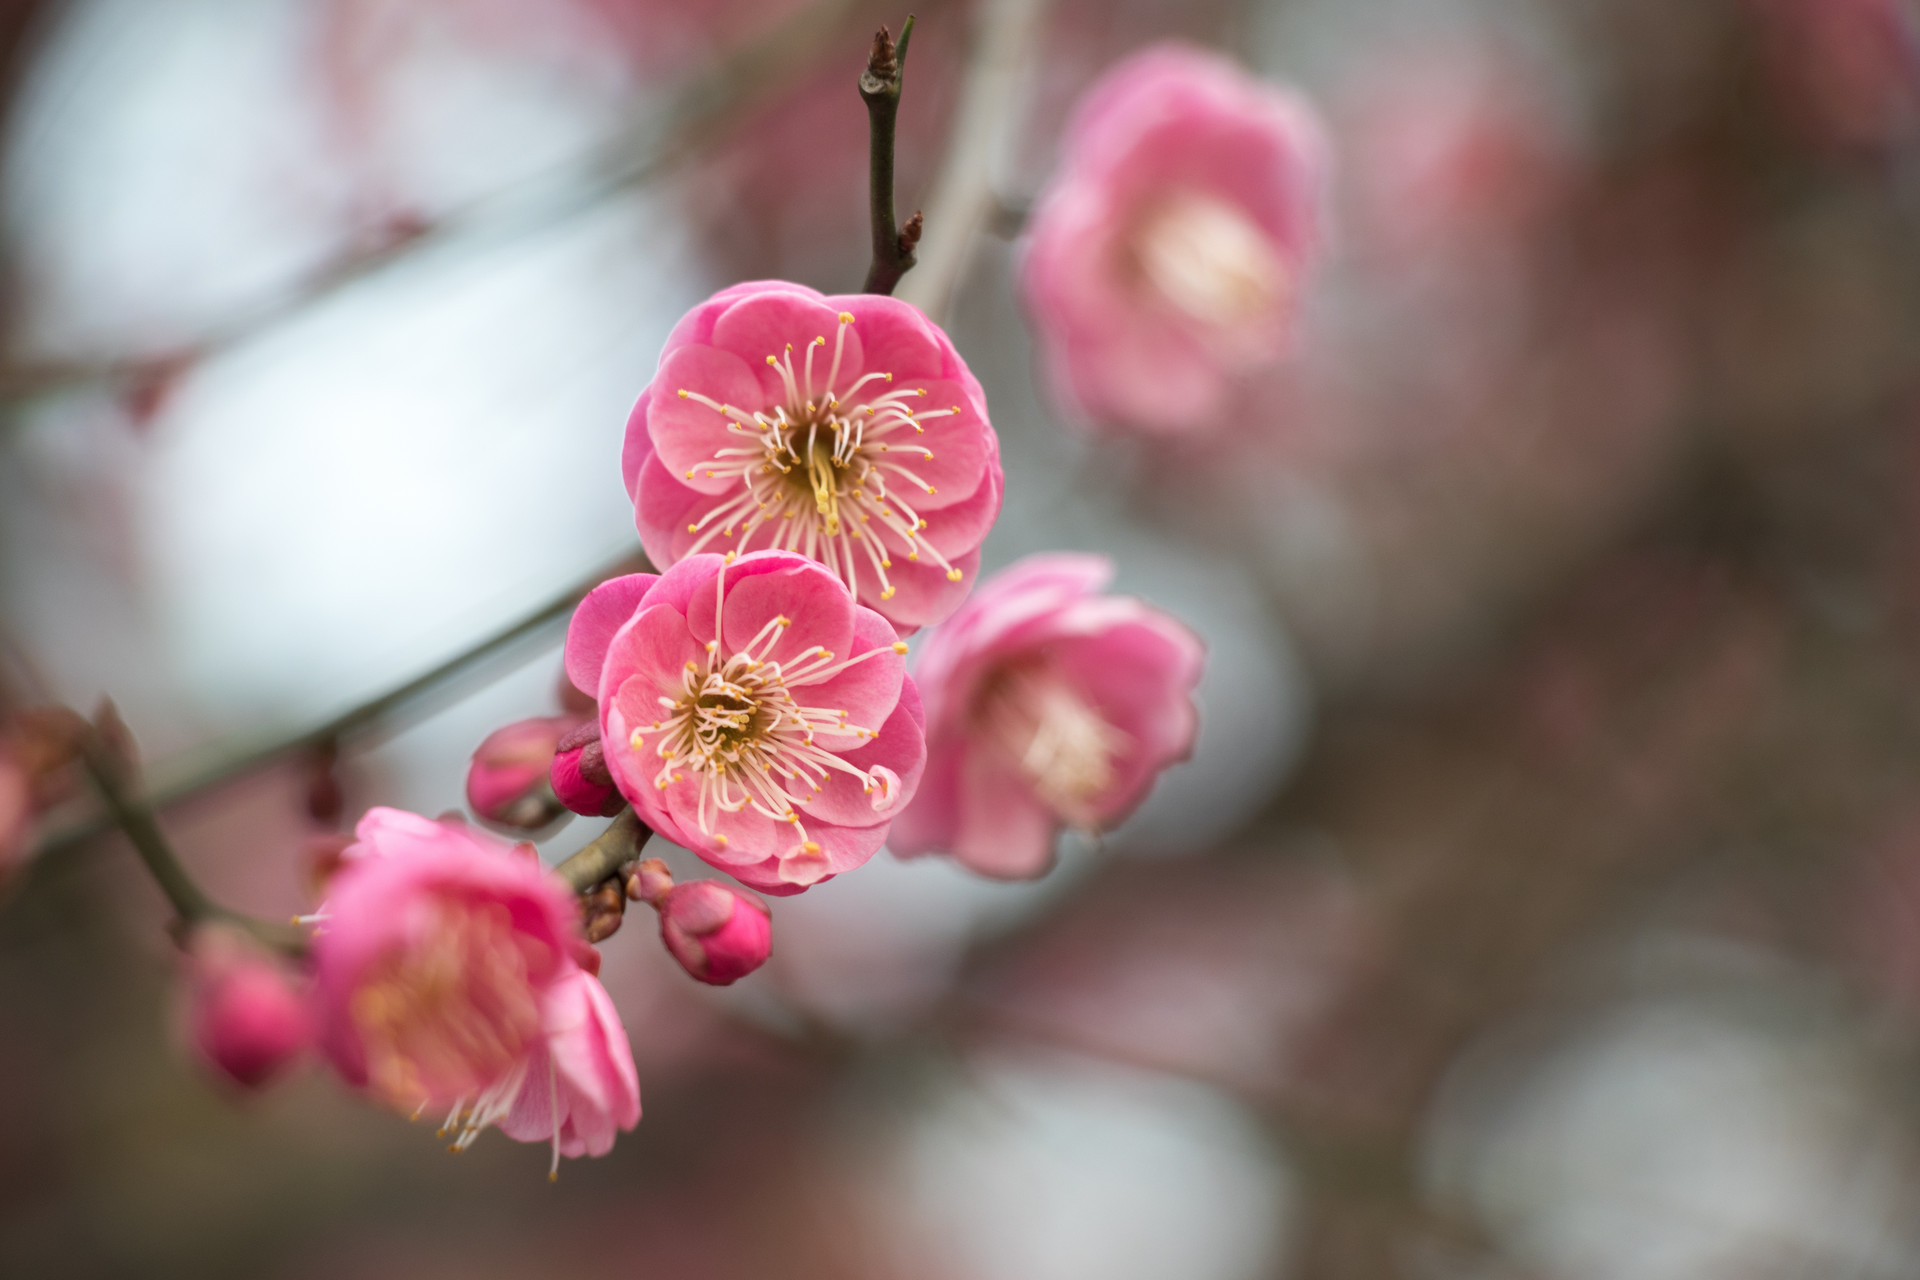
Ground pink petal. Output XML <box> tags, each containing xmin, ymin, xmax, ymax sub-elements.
<box><xmin>714</xmin><ymin>557</ymin><xmax>857</xmax><ymax>669</ymax></box>
<box><xmin>710</xmin><ymin>291</ymin><xmax>864</xmax><ymax>402</ymax></box>
<box><xmin>796</xmin><ymin>679</ymin><xmax>926</xmax><ymax>827</ymax></box>
<box><xmin>953</xmin><ymin>745</ymin><xmax>1059</xmax><ymax>880</ymax></box>
<box><xmin>647</xmin><ymin>345</ymin><xmax>769</xmax><ymax>494</ymax></box>
<box><xmin>565</xmin><ymin>574</ymin><xmax>659</xmax><ymax>699</ymax></box>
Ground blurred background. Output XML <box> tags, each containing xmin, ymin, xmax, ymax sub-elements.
<box><xmin>2</xmin><ymin>0</ymin><xmax>1920</xmax><ymax>1275</ymax></box>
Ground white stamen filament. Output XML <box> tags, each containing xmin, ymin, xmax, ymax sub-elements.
<box><xmin>978</xmin><ymin>664</ymin><xmax>1131</xmax><ymax>829</ymax></box>
<box><xmin>673</xmin><ymin>314</ymin><xmax>971</xmax><ymax>600</ymax></box>
<box><xmin>1132</xmin><ymin>191</ymin><xmax>1288</xmax><ymax>330</ymax></box>
<box><xmin>628</xmin><ymin>562</ymin><xmax>905</xmax><ymax>868</ymax></box>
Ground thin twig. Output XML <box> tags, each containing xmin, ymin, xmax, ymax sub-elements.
<box><xmin>32</xmin><ymin>550</ymin><xmax>651</xmax><ymax>858</ymax></box>
<box><xmin>894</xmin><ymin>0</ymin><xmax>1051</xmax><ymax>324</ymax></box>
<box><xmin>76</xmin><ymin>726</ymin><xmax>306</xmax><ymax>955</ymax></box>
<box><xmin>860</xmin><ymin>16</ymin><xmax>922</xmax><ymax>295</ymax></box>
<box><xmin>554</xmin><ymin>808</ymin><xmax>651</xmax><ymax>894</ymax></box>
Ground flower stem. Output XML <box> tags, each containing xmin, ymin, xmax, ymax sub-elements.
<box><xmin>77</xmin><ymin>729</ymin><xmax>307</xmax><ymax>956</ymax></box>
<box><xmin>555</xmin><ymin>809</ymin><xmax>651</xmax><ymax>893</ymax></box>
<box><xmin>861</xmin><ymin>16</ymin><xmax>922</xmax><ymax>295</ymax></box>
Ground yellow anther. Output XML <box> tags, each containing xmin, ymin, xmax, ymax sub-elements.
<box><xmin>946</xmin><ymin>568</ymin><xmax>963</xmax><ymax>582</ymax></box>
<box><xmin>881</xmin><ymin>558</ymin><xmax>893</xmax><ymax>568</ymax></box>
<box><xmin>716</xmin><ymin>834</ymin><xmax>728</xmax><ymax>847</ymax></box>
<box><xmin>891</xmin><ymin>641</ymin><xmax>909</xmax><ymax>654</ymax></box>
<box><xmin>687</xmin><ymin>523</ymin><xmax>698</xmax><ymax>533</ymax></box>
<box><xmin>766</xmin><ymin>355</ymin><xmax>778</xmax><ymax>365</ymax></box>
<box><xmin>917</xmin><ymin>519</ymin><xmax>928</xmax><ymax>529</ymax></box>
<box><xmin>907</xmin><ymin>552</ymin><xmax>919</xmax><ymax>562</ymax></box>
<box><xmin>839</xmin><ymin>312</ymin><xmax>855</xmax><ymax>323</ymax></box>
<box><xmin>685</xmin><ymin>660</ymin><xmax>698</xmax><ymax>670</ymax></box>
<box><xmin>706</xmin><ymin>640</ymin><xmax>718</xmax><ymax>651</ymax></box>
<box><xmin>881</xmin><ymin>586</ymin><xmax>897</xmax><ymax>600</ymax></box>
<box><xmin>885</xmin><ymin>373</ymin><xmax>893</xmax><ymax>382</ymax></box>
<box><xmin>917</xmin><ymin>388</ymin><xmax>928</xmax><ymax>397</ymax></box>
<box><xmin>685</xmin><ymin>470</ymin><xmax>695</xmax><ymax>479</ymax></box>
<box><xmin>677</xmin><ymin>389</ymin><xmax>689</xmax><ymax>398</ymax></box>
<box><xmin>802</xmin><ymin>841</ymin><xmax>821</xmax><ymax>853</ymax></box>
<box><xmin>813</xmin><ymin>335</ymin><xmax>826</xmax><ymax>346</ymax></box>
<box><xmin>778</xmin><ymin>616</ymin><xmax>791</xmax><ymax>627</ymax></box>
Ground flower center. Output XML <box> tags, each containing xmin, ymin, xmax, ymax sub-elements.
<box><xmin>1132</xmin><ymin>191</ymin><xmax>1289</xmax><ymax>328</ymax></box>
<box><xmin>628</xmin><ymin>565</ymin><xmax>908</xmax><ymax>882</ymax></box>
<box><xmin>676</xmin><ymin>312</ymin><xmax>970</xmax><ymax>601</ymax></box>
<box><xmin>350</xmin><ymin>897</ymin><xmax>544</xmax><ymax>1108</ymax></box>
<box><xmin>977</xmin><ymin>663</ymin><xmax>1130</xmax><ymax>829</ymax></box>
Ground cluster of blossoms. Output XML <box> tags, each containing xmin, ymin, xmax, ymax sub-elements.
<box><xmin>164</xmin><ymin>38</ymin><xmax>1310</xmax><ymax>1178</ymax></box>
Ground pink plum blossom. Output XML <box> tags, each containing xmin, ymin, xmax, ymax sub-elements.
<box><xmin>565</xmin><ymin>551</ymin><xmax>925</xmax><ymax>895</ymax></box>
<box><xmin>624</xmin><ymin>282</ymin><xmax>1002</xmax><ymax>632</ymax></box>
<box><xmin>628</xmin><ymin>861</ymin><xmax>772</xmax><ymax>985</ymax></box>
<box><xmin>1021</xmin><ymin>43</ymin><xmax>1329</xmax><ymax>435</ymax></box>
<box><xmin>891</xmin><ymin>554</ymin><xmax>1203</xmax><ymax>880</ymax></box>
<box><xmin>466</xmin><ymin>715</ymin><xmax>584</xmax><ymax>830</ymax></box>
<box><xmin>184</xmin><ymin>925</ymin><xmax>311</xmax><ymax>1090</ymax></box>
<box><xmin>312</xmin><ymin>807</ymin><xmax>639</xmax><ymax>1167</ymax></box>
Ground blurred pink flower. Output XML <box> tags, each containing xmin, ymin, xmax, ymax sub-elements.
<box><xmin>184</xmin><ymin>925</ymin><xmax>311</xmax><ymax>1091</ymax></box>
<box><xmin>1341</xmin><ymin>48</ymin><xmax>1572</xmax><ymax>261</ymax></box>
<box><xmin>495</xmin><ymin>967</ymin><xmax>641</xmax><ymax>1173</ymax></box>
<box><xmin>312</xmin><ymin>807</ymin><xmax>580</xmax><ymax>1110</ymax></box>
<box><xmin>549</xmin><ymin>721</ymin><xmax>625</xmax><ymax>818</ymax></box>
<box><xmin>566</xmin><ymin>551</ymin><xmax>925</xmax><ymax>895</ymax></box>
<box><xmin>1021</xmin><ymin>43</ymin><xmax>1329</xmax><ymax>435</ymax></box>
<box><xmin>625</xmin><ymin>282</ymin><xmax>1002</xmax><ymax>632</ymax></box>
<box><xmin>655</xmin><ymin>879</ymin><xmax>773</xmax><ymax>986</ymax></box>
<box><xmin>0</xmin><ymin>753</ymin><xmax>32</xmax><ymax>884</ymax></box>
<box><xmin>1750</xmin><ymin>0</ymin><xmax>1920</xmax><ymax>149</ymax></box>
<box><xmin>466</xmin><ymin>715</ymin><xmax>584</xmax><ymax>831</ymax></box>
<box><xmin>891</xmin><ymin>554</ymin><xmax>1203</xmax><ymax>880</ymax></box>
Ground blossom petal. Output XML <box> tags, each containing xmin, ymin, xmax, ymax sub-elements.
<box><xmin>565</xmin><ymin>574</ymin><xmax>659</xmax><ymax>699</ymax></box>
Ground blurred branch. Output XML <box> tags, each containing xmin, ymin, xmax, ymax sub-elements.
<box><xmin>860</xmin><ymin>16</ymin><xmax>922</xmax><ymax>294</ymax></box>
<box><xmin>32</xmin><ymin>550</ymin><xmax>651</xmax><ymax>859</ymax></box>
<box><xmin>554</xmin><ymin>808</ymin><xmax>650</xmax><ymax>893</ymax></box>
<box><xmin>893</xmin><ymin>0</ymin><xmax>1051</xmax><ymax>324</ymax></box>
<box><xmin>73</xmin><ymin>711</ymin><xmax>307</xmax><ymax>955</ymax></box>
<box><xmin>0</xmin><ymin>0</ymin><xmax>875</xmax><ymax>413</ymax></box>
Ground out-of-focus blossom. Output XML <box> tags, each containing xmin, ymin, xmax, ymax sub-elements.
<box><xmin>0</xmin><ymin>755</ymin><xmax>32</xmax><ymax>883</ymax></box>
<box><xmin>892</xmin><ymin>554</ymin><xmax>1203</xmax><ymax>880</ymax></box>
<box><xmin>1021</xmin><ymin>44</ymin><xmax>1328</xmax><ymax>435</ymax></box>
<box><xmin>549</xmin><ymin>720</ymin><xmax>625</xmax><ymax>818</ymax></box>
<box><xmin>625</xmin><ymin>282</ymin><xmax>1002</xmax><ymax>632</ymax></box>
<box><xmin>1749</xmin><ymin>0</ymin><xmax>1920</xmax><ymax>150</ymax></box>
<box><xmin>1341</xmin><ymin>47</ymin><xmax>1572</xmax><ymax>261</ymax></box>
<box><xmin>184</xmin><ymin>925</ymin><xmax>311</xmax><ymax>1091</ymax></box>
<box><xmin>628</xmin><ymin>857</ymin><xmax>773</xmax><ymax>985</ymax></box>
<box><xmin>466</xmin><ymin>715</ymin><xmax>583</xmax><ymax>830</ymax></box>
<box><xmin>494</xmin><ymin>967</ymin><xmax>641</xmax><ymax>1172</ymax></box>
<box><xmin>312</xmin><ymin>809</ymin><xmax>580</xmax><ymax>1119</ymax></box>
<box><xmin>566</xmin><ymin>552</ymin><xmax>926</xmax><ymax>894</ymax></box>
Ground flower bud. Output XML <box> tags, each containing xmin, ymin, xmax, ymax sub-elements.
<box><xmin>657</xmin><ymin>881</ymin><xmax>772</xmax><ymax>986</ymax></box>
<box><xmin>184</xmin><ymin>926</ymin><xmax>310</xmax><ymax>1090</ymax></box>
<box><xmin>549</xmin><ymin>721</ymin><xmax>624</xmax><ymax>818</ymax></box>
<box><xmin>466</xmin><ymin>717</ymin><xmax>579</xmax><ymax>831</ymax></box>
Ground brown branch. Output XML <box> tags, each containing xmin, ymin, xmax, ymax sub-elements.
<box><xmin>554</xmin><ymin>808</ymin><xmax>650</xmax><ymax>894</ymax></box>
<box><xmin>32</xmin><ymin>550</ymin><xmax>651</xmax><ymax>860</ymax></box>
<box><xmin>860</xmin><ymin>17</ymin><xmax>921</xmax><ymax>295</ymax></box>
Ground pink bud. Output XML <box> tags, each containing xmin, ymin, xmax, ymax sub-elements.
<box><xmin>185</xmin><ymin>926</ymin><xmax>310</xmax><ymax>1090</ymax></box>
<box><xmin>549</xmin><ymin>721</ymin><xmax>624</xmax><ymax>818</ymax></box>
<box><xmin>657</xmin><ymin>881</ymin><xmax>772</xmax><ymax>986</ymax></box>
<box><xmin>465</xmin><ymin>716</ymin><xmax>580</xmax><ymax>830</ymax></box>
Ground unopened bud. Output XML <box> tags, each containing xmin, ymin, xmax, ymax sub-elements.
<box><xmin>656</xmin><ymin>881</ymin><xmax>772</xmax><ymax>986</ymax></box>
<box><xmin>626</xmin><ymin>857</ymin><xmax>675</xmax><ymax>907</ymax></box>
<box><xmin>465</xmin><ymin>717</ymin><xmax>578</xmax><ymax>831</ymax></box>
<box><xmin>184</xmin><ymin>925</ymin><xmax>310</xmax><ymax>1090</ymax></box>
<box><xmin>550</xmin><ymin>721</ymin><xmax>624</xmax><ymax>818</ymax></box>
